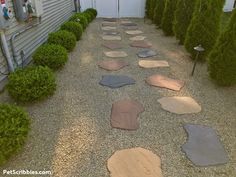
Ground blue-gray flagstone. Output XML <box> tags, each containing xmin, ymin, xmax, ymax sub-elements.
<box><xmin>99</xmin><ymin>75</ymin><xmax>136</xmax><ymax>88</ymax></box>
<box><xmin>137</xmin><ymin>50</ymin><xmax>158</xmax><ymax>58</ymax></box>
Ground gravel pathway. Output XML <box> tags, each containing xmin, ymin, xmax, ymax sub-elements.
<box><xmin>0</xmin><ymin>19</ymin><xmax>235</xmax><ymax>177</ymax></box>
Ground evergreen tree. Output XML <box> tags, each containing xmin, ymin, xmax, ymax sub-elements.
<box><xmin>161</xmin><ymin>0</ymin><xmax>177</xmax><ymax>36</ymax></box>
<box><xmin>150</xmin><ymin>0</ymin><xmax>158</xmax><ymax>21</ymax></box>
<box><xmin>153</xmin><ymin>0</ymin><xmax>166</xmax><ymax>26</ymax></box>
<box><xmin>173</xmin><ymin>0</ymin><xmax>197</xmax><ymax>44</ymax></box>
<box><xmin>184</xmin><ymin>0</ymin><xmax>225</xmax><ymax>60</ymax></box>
<box><xmin>208</xmin><ymin>10</ymin><xmax>236</xmax><ymax>86</ymax></box>
<box><xmin>145</xmin><ymin>0</ymin><xmax>151</xmax><ymax>18</ymax></box>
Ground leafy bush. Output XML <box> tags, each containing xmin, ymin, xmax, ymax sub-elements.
<box><xmin>86</xmin><ymin>8</ymin><xmax>97</xmax><ymax>17</ymax></box>
<box><xmin>184</xmin><ymin>0</ymin><xmax>225</xmax><ymax>60</ymax></box>
<box><xmin>145</xmin><ymin>0</ymin><xmax>151</xmax><ymax>18</ymax></box>
<box><xmin>149</xmin><ymin>0</ymin><xmax>157</xmax><ymax>21</ymax></box>
<box><xmin>33</xmin><ymin>44</ymin><xmax>68</xmax><ymax>70</ymax></box>
<box><xmin>48</xmin><ymin>30</ymin><xmax>76</xmax><ymax>52</ymax></box>
<box><xmin>0</xmin><ymin>104</ymin><xmax>30</xmax><ymax>165</ymax></box>
<box><xmin>61</xmin><ymin>21</ymin><xmax>83</xmax><ymax>41</ymax></box>
<box><xmin>69</xmin><ymin>13</ymin><xmax>88</xmax><ymax>30</ymax></box>
<box><xmin>208</xmin><ymin>10</ymin><xmax>236</xmax><ymax>86</ymax></box>
<box><xmin>161</xmin><ymin>0</ymin><xmax>177</xmax><ymax>36</ymax></box>
<box><xmin>173</xmin><ymin>0</ymin><xmax>196</xmax><ymax>44</ymax></box>
<box><xmin>83</xmin><ymin>12</ymin><xmax>93</xmax><ymax>22</ymax></box>
<box><xmin>153</xmin><ymin>0</ymin><xmax>166</xmax><ymax>26</ymax></box>
<box><xmin>84</xmin><ymin>10</ymin><xmax>95</xmax><ymax>20</ymax></box>
<box><xmin>7</xmin><ymin>66</ymin><xmax>56</xmax><ymax>102</ymax></box>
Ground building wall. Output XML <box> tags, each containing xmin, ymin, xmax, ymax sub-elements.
<box><xmin>0</xmin><ymin>0</ymin><xmax>74</xmax><ymax>90</ymax></box>
<box><xmin>224</xmin><ymin>0</ymin><xmax>235</xmax><ymax>12</ymax></box>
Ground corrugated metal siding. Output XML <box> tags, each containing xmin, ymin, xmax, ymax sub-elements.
<box><xmin>0</xmin><ymin>0</ymin><xmax>74</xmax><ymax>88</ymax></box>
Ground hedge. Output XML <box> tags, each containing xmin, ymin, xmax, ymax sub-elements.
<box><xmin>69</xmin><ymin>13</ymin><xmax>88</xmax><ymax>30</ymax></box>
<box><xmin>61</xmin><ymin>21</ymin><xmax>83</xmax><ymax>41</ymax></box>
<box><xmin>153</xmin><ymin>0</ymin><xmax>166</xmax><ymax>27</ymax></box>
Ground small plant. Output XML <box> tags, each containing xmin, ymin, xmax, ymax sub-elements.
<box><xmin>0</xmin><ymin>104</ymin><xmax>30</xmax><ymax>165</ymax></box>
<box><xmin>69</xmin><ymin>13</ymin><xmax>88</xmax><ymax>30</ymax></box>
<box><xmin>7</xmin><ymin>66</ymin><xmax>56</xmax><ymax>102</ymax></box>
<box><xmin>61</xmin><ymin>21</ymin><xmax>83</xmax><ymax>41</ymax></box>
<box><xmin>33</xmin><ymin>44</ymin><xmax>68</xmax><ymax>70</ymax></box>
<box><xmin>86</xmin><ymin>8</ymin><xmax>97</xmax><ymax>17</ymax></box>
<box><xmin>48</xmin><ymin>30</ymin><xmax>76</xmax><ymax>52</ymax></box>
<box><xmin>153</xmin><ymin>0</ymin><xmax>166</xmax><ymax>26</ymax></box>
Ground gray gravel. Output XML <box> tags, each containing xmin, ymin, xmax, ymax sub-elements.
<box><xmin>0</xmin><ymin>18</ymin><xmax>235</xmax><ymax>177</ymax></box>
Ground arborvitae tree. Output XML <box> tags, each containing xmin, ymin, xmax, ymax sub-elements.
<box><xmin>208</xmin><ymin>10</ymin><xmax>236</xmax><ymax>86</ymax></box>
<box><xmin>184</xmin><ymin>0</ymin><xmax>225</xmax><ymax>60</ymax></box>
<box><xmin>173</xmin><ymin>0</ymin><xmax>196</xmax><ymax>44</ymax></box>
<box><xmin>145</xmin><ymin>0</ymin><xmax>151</xmax><ymax>18</ymax></box>
<box><xmin>153</xmin><ymin>0</ymin><xmax>166</xmax><ymax>26</ymax></box>
<box><xmin>150</xmin><ymin>0</ymin><xmax>158</xmax><ymax>21</ymax></box>
<box><xmin>161</xmin><ymin>0</ymin><xmax>177</xmax><ymax>36</ymax></box>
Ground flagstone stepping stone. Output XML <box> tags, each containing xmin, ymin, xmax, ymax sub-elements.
<box><xmin>122</xmin><ymin>23</ymin><xmax>138</xmax><ymax>26</ymax></box>
<box><xmin>102</xmin><ymin>35</ymin><xmax>121</xmax><ymax>41</ymax></box>
<box><xmin>158</xmin><ymin>97</ymin><xmax>201</xmax><ymax>114</ymax></box>
<box><xmin>99</xmin><ymin>75</ymin><xmax>135</xmax><ymax>88</ymax></box>
<box><xmin>130</xmin><ymin>41</ymin><xmax>152</xmax><ymax>48</ymax></box>
<box><xmin>103</xmin><ymin>31</ymin><xmax>120</xmax><ymax>36</ymax></box>
<box><xmin>139</xmin><ymin>60</ymin><xmax>169</xmax><ymax>68</ymax></box>
<box><xmin>137</xmin><ymin>49</ymin><xmax>158</xmax><ymax>58</ymax></box>
<box><xmin>120</xmin><ymin>20</ymin><xmax>132</xmax><ymax>24</ymax></box>
<box><xmin>182</xmin><ymin>124</ymin><xmax>228</xmax><ymax>166</ymax></box>
<box><xmin>123</xmin><ymin>26</ymin><xmax>139</xmax><ymax>30</ymax></box>
<box><xmin>129</xmin><ymin>36</ymin><xmax>146</xmax><ymax>41</ymax></box>
<box><xmin>111</xmin><ymin>99</ymin><xmax>144</xmax><ymax>130</ymax></box>
<box><xmin>98</xmin><ymin>60</ymin><xmax>129</xmax><ymax>71</ymax></box>
<box><xmin>125</xmin><ymin>30</ymin><xmax>143</xmax><ymax>35</ymax></box>
<box><xmin>102</xmin><ymin>42</ymin><xmax>122</xmax><ymax>50</ymax></box>
<box><xmin>107</xmin><ymin>147</ymin><xmax>163</xmax><ymax>177</ymax></box>
<box><xmin>102</xmin><ymin>22</ymin><xmax>117</xmax><ymax>27</ymax></box>
<box><xmin>103</xmin><ymin>18</ymin><xmax>117</xmax><ymax>22</ymax></box>
<box><xmin>146</xmin><ymin>75</ymin><xmax>184</xmax><ymax>91</ymax></box>
<box><xmin>102</xmin><ymin>26</ymin><xmax>117</xmax><ymax>31</ymax></box>
<box><xmin>104</xmin><ymin>51</ymin><xmax>128</xmax><ymax>58</ymax></box>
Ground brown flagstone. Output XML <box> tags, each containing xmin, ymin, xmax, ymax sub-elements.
<box><xmin>139</xmin><ymin>60</ymin><xmax>169</xmax><ymax>68</ymax></box>
<box><xmin>125</xmin><ymin>30</ymin><xmax>143</xmax><ymax>35</ymax></box>
<box><xmin>104</xmin><ymin>51</ymin><xmax>128</xmax><ymax>58</ymax></box>
<box><xmin>102</xmin><ymin>42</ymin><xmax>123</xmax><ymax>50</ymax></box>
<box><xmin>98</xmin><ymin>60</ymin><xmax>129</xmax><ymax>71</ymax></box>
<box><xmin>102</xmin><ymin>35</ymin><xmax>121</xmax><ymax>41</ymax></box>
<box><xmin>130</xmin><ymin>41</ymin><xmax>152</xmax><ymax>48</ymax></box>
<box><xmin>102</xmin><ymin>26</ymin><xmax>117</xmax><ymax>31</ymax></box>
<box><xmin>129</xmin><ymin>36</ymin><xmax>146</xmax><ymax>41</ymax></box>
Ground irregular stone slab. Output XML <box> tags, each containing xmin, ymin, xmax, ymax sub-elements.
<box><xmin>129</xmin><ymin>36</ymin><xmax>146</xmax><ymax>41</ymax></box>
<box><xmin>102</xmin><ymin>26</ymin><xmax>117</xmax><ymax>31</ymax></box>
<box><xmin>102</xmin><ymin>42</ymin><xmax>122</xmax><ymax>50</ymax></box>
<box><xmin>102</xmin><ymin>35</ymin><xmax>121</xmax><ymax>41</ymax></box>
<box><xmin>122</xmin><ymin>23</ymin><xmax>138</xmax><ymax>26</ymax></box>
<box><xmin>98</xmin><ymin>60</ymin><xmax>129</xmax><ymax>71</ymax></box>
<box><xmin>120</xmin><ymin>20</ymin><xmax>132</xmax><ymax>24</ymax></box>
<box><xmin>182</xmin><ymin>124</ymin><xmax>228</xmax><ymax>166</ymax></box>
<box><xmin>111</xmin><ymin>99</ymin><xmax>144</xmax><ymax>130</ymax></box>
<box><xmin>125</xmin><ymin>30</ymin><xmax>143</xmax><ymax>35</ymax></box>
<box><xmin>108</xmin><ymin>147</ymin><xmax>163</xmax><ymax>177</ymax></box>
<box><xmin>158</xmin><ymin>97</ymin><xmax>201</xmax><ymax>114</ymax></box>
<box><xmin>104</xmin><ymin>51</ymin><xmax>128</xmax><ymax>58</ymax></box>
<box><xmin>130</xmin><ymin>41</ymin><xmax>152</xmax><ymax>48</ymax></box>
<box><xmin>103</xmin><ymin>18</ymin><xmax>117</xmax><ymax>22</ymax></box>
<box><xmin>137</xmin><ymin>49</ymin><xmax>158</xmax><ymax>58</ymax></box>
<box><xmin>99</xmin><ymin>75</ymin><xmax>135</xmax><ymax>88</ymax></box>
<box><xmin>146</xmin><ymin>75</ymin><xmax>184</xmax><ymax>91</ymax></box>
<box><xmin>102</xmin><ymin>22</ymin><xmax>117</xmax><ymax>27</ymax></box>
<box><xmin>139</xmin><ymin>60</ymin><xmax>169</xmax><ymax>68</ymax></box>
<box><xmin>103</xmin><ymin>31</ymin><xmax>120</xmax><ymax>36</ymax></box>
<box><xmin>123</xmin><ymin>26</ymin><xmax>139</xmax><ymax>30</ymax></box>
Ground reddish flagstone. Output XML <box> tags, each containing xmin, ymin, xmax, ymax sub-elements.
<box><xmin>102</xmin><ymin>42</ymin><xmax>123</xmax><ymax>50</ymax></box>
<box><xmin>130</xmin><ymin>41</ymin><xmax>152</xmax><ymax>48</ymax></box>
<box><xmin>98</xmin><ymin>60</ymin><xmax>129</xmax><ymax>71</ymax></box>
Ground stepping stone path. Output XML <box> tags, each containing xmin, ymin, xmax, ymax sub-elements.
<box><xmin>104</xmin><ymin>51</ymin><xmax>128</xmax><ymax>58</ymax></box>
<box><xmin>103</xmin><ymin>18</ymin><xmax>117</xmax><ymax>22</ymax></box>
<box><xmin>103</xmin><ymin>31</ymin><xmax>120</xmax><ymax>36</ymax></box>
<box><xmin>158</xmin><ymin>97</ymin><xmax>201</xmax><ymax>114</ymax></box>
<box><xmin>102</xmin><ymin>42</ymin><xmax>122</xmax><ymax>50</ymax></box>
<box><xmin>130</xmin><ymin>41</ymin><xmax>152</xmax><ymax>48</ymax></box>
<box><xmin>123</xmin><ymin>26</ymin><xmax>139</xmax><ymax>30</ymax></box>
<box><xmin>129</xmin><ymin>35</ymin><xmax>146</xmax><ymax>41</ymax></box>
<box><xmin>139</xmin><ymin>60</ymin><xmax>169</xmax><ymax>68</ymax></box>
<box><xmin>146</xmin><ymin>74</ymin><xmax>184</xmax><ymax>91</ymax></box>
<box><xmin>182</xmin><ymin>124</ymin><xmax>228</xmax><ymax>166</ymax></box>
<box><xmin>102</xmin><ymin>22</ymin><xmax>117</xmax><ymax>27</ymax></box>
<box><xmin>111</xmin><ymin>99</ymin><xmax>144</xmax><ymax>130</ymax></box>
<box><xmin>121</xmin><ymin>22</ymin><xmax>138</xmax><ymax>26</ymax></box>
<box><xmin>98</xmin><ymin>60</ymin><xmax>129</xmax><ymax>71</ymax></box>
<box><xmin>125</xmin><ymin>30</ymin><xmax>143</xmax><ymax>35</ymax></box>
<box><xmin>102</xmin><ymin>35</ymin><xmax>121</xmax><ymax>41</ymax></box>
<box><xmin>102</xmin><ymin>26</ymin><xmax>117</xmax><ymax>31</ymax></box>
<box><xmin>120</xmin><ymin>20</ymin><xmax>132</xmax><ymax>24</ymax></box>
<box><xmin>107</xmin><ymin>147</ymin><xmax>163</xmax><ymax>177</ymax></box>
<box><xmin>137</xmin><ymin>49</ymin><xmax>158</xmax><ymax>58</ymax></box>
<box><xmin>99</xmin><ymin>75</ymin><xmax>135</xmax><ymax>88</ymax></box>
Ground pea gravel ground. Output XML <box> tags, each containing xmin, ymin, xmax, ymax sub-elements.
<box><xmin>0</xmin><ymin>19</ymin><xmax>236</xmax><ymax>177</ymax></box>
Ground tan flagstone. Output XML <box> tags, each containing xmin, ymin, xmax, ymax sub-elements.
<box><xmin>104</xmin><ymin>51</ymin><xmax>128</xmax><ymax>58</ymax></box>
<box><xmin>129</xmin><ymin>36</ymin><xmax>146</xmax><ymax>41</ymax></box>
<box><xmin>125</xmin><ymin>30</ymin><xmax>143</xmax><ymax>35</ymax></box>
<box><xmin>102</xmin><ymin>26</ymin><xmax>117</xmax><ymax>31</ymax></box>
<box><xmin>102</xmin><ymin>35</ymin><xmax>122</xmax><ymax>41</ymax></box>
<box><xmin>139</xmin><ymin>60</ymin><xmax>169</xmax><ymax>68</ymax></box>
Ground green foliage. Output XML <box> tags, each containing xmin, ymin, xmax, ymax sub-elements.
<box><xmin>0</xmin><ymin>104</ymin><xmax>30</xmax><ymax>165</ymax></box>
<box><xmin>48</xmin><ymin>30</ymin><xmax>76</xmax><ymax>52</ymax></box>
<box><xmin>61</xmin><ymin>21</ymin><xmax>83</xmax><ymax>41</ymax></box>
<box><xmin>208</xmin><ymin>10</ymin><xmax>236</xmax><ymax>86</ymax></box>
<box><xmin>83</xmin><ymin>12</ymin><xmax>93</xmax><ymax>22</ymax></box>
<box><xmin>69</xmin><ymin>13</ymin><xmax>88</xmax><ymax>30</ymax></box>
<box><xmin>173</xmin><ymin>0</ymin><xmax>196</xmax><ymax>44</ymax></box>
<box><xmin>33</xmin><ymin>44</ymin><xmax>68</xmax><ymax>70</ymax></box>
<box><xmin>153</xmin><ymin>0</ymin><xmax>166</xmax><ymax>26</ymax></box>
<box><xmin>161</xmin><ymin>0</ymin><xmax>177</xmax><ymax>36</ymax></box>
<box><xmin>86</xmin><ymin>8</ymin><xmax>97</xmax><ymax>17</ymax></box>
<box><xmin>7</xmin><ymin>66</ymin><xmax>56</xmax><ymax>102</ymax></box>
<box><xmin>184</xmin><ymin>0</ymin><xmax>225</xmax><ymax>60</ymax></box>
<box><xmin>149</xmin><ymin>0</ymin><xmax>157</xmax><ymax>20</ymax></box>
<box><xmin>145</xmin><ymin>0</ymin><xmax>151</xmax><ymax>18</ymax></box>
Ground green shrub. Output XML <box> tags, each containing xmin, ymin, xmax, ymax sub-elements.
<box><xmin>83</xmin><ymin>12</ymin><xmax>93</xmax><ymax>22</ymax></box>
<box><xmin>161</xmin><ymin>0</ymin><xmax>177</xmax><ymax>36</ymax></box>
<box><xmin>153</xmin><ymin>0</ymin><xmax>166</xmax><ymax>26</ymax></box>
<box><xmin>149</xmin><ymin>0</ymin><xmax>157</xmax><ymax>21</ymax></box>
<box><xmin>208</xmin><ymin>10</ymin><xmax>236</xmax><ymax>86</ymax></box>
<box><xmin>61</xmin><ymin>21</ymin><xmax>83</xmax><ymax>41</ymax></box>
<box><xmin>145</xmin><ymin>0</ymin><xmax>152</xmax><ymax>18</ymax></box>
<box><xmin>69</xmin><ymin>13</ymin><xmax>88</xmax><ymax>30</ymax></box>
<box><xmin>86</xmin><ymin>8</ymin><xmax>97</xmax><ymax>17</ymax></box>
<box><xmin>184</xmin><ymin>0</ymin><xmax>225</xmax><ymax>60</ymax></box>
<box><xmin>7</xmin><ymin>66</ymin><xmax>56</xmax><ymax>102</ymax></box>
<box><xmin>33</xmin><ymin>44</ymin><xmax>68</xmax><ymax>70</ymax></box>
<box><xmin>84</xmin><ymin>10</ymin><xmax>95</xmax><ymax>20</ymax></box>
<box><xmin>48</xmin><ymin>30</ymin><xmax>76</xmax><ymax>52</ymax></box>
<box><xmin>173</xmin><ymin>0</ymin><xmax>196</xmax><ymax>44</ymax></box>
<box><xmin>0</xmin><ymin>104</ymin><xmax>30</xmax><ymax>165</ymax></box>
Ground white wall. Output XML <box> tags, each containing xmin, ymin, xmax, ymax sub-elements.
<box><xmin>224</xmin><ymin>0</ymin><xmax>235</xmax><ymax>12</ymax></box>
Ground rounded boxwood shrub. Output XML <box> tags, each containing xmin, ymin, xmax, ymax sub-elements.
<box><xmin>153</xmin><ymin>0</ymin><xmax>166</xmax><ymax>27</ymax></box>
<box><xmin>48</xmin><ymin>30</ymin><xmax>76</xmax><ymax>52</ymax></box>
<box><xmin>61</xmin><ymin>21</ymin><xmax>83</xmax><ymax>41</ymax></box>
<box><xmin>86</xmin><ymin>8</ymin><xmax>97</xmax><ymax>17</ymax></box>
<box><xmin>33</xmin><ymin>44</ymin><xmax>68</xmax><ymax>70</ymax></box>
<box><xmin>7</xmin><ymin>66</ymin><xmax>56</xmax><ymax>102</ymax></box>
<box><xmin>83</xmin><ymin>12</ymin><xmax>93</xmax><ymax>22</ymax></box>
<box><xmin>69</xmin><ymin>13</ymin><xmax>88</xmax><ymax>30</ymax></box>
<box><xmin>84</xmin><ymin>10</ymin><xmax>95</xmax><ymax>20</ymax></box>
<box><xmin>0</xmin><ymin>104</ymin><xmax>30</xmax><ymax>165</ymax></box>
